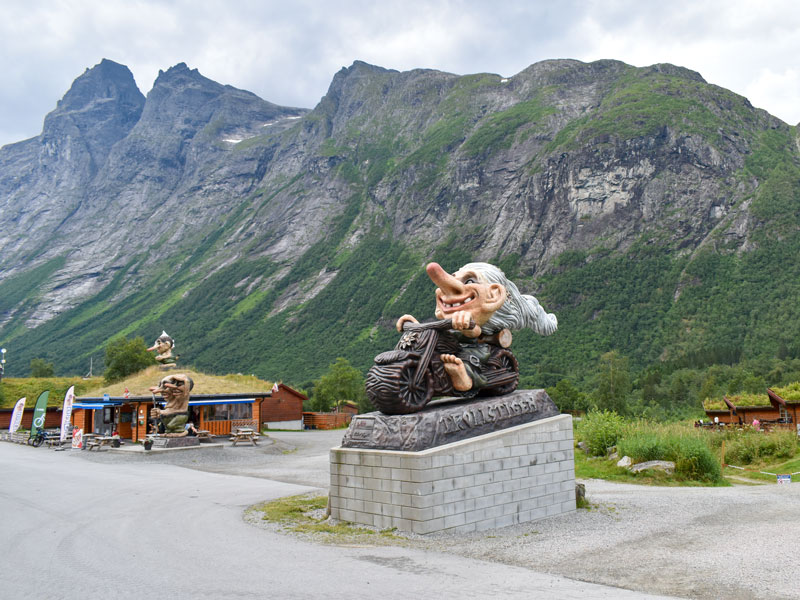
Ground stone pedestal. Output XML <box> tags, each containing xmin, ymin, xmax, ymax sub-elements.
<box><xmin>330</xmin><ymin>413</ymin><xmax>575</xmax><ymax>534</ymax></box>
<box><xmin>150</xmin><ymin>436</ymin><xmax>199</xmax><ymax>449</ymax></box>
<box><xmin>342</xmin><ymin>389</ymin><xmax>559</xmax><ymax>452</ymax></box>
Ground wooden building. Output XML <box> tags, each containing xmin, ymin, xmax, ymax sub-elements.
<box><xmin>767</xmin><ymin>388</ymin><xmax>800</xmax><ymax>431</ymax></box>
<box><xmin>703</xmin><ymin>391</ymin><xmax>797</xmax><ymax>432</ymax></box>
<box><xmin>71</xmin><ymin>383</ymin><xmax>306</xmax><ymax>441</ymax></box>
<box><xmin>0</xmin><ymin>406</ymin><xmax>63</xmax><ymax>430</ymax></box>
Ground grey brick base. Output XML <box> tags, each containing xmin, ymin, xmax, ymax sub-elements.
<box><xmin>329</xmin><ymin>413</ymin><xmax>575</xmax><ymax>534</ymax></box>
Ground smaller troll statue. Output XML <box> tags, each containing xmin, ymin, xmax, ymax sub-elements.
<box><xmin>149</xmin><ymin>374</ymin><xmax>193</xmax><ymax>436</ymax></box>
<box><xmin>148</xmin><ymin>331</ymin><xmax>177</xmax><ymax>366</ymax></box>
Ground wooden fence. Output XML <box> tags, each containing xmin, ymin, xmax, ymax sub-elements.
<box><xmin>302</xmin><ymin>412</ymin><xmax>352</xmax><ymax>430</ymax></box>
<box><xmin>202</xmin><ymin>419</ymin><xmax>258</xmax><ymax>436</ymax></box>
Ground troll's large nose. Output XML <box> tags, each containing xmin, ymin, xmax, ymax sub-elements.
<box><xmin>426</xmin><ymin>262</ymin><xmax>465</xmax><ymax>296</ymax></box>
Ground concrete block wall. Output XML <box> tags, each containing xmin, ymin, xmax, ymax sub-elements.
<box><xmin>329</xmin><ymin>413</ymin><xmax>575</xmax><ymax>534</ymax></box>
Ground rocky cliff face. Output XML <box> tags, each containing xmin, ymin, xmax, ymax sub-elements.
<box><xmin>0</xmin><ymin>57</ymin><xmax>798</xmax><ymax>379</ymax></box>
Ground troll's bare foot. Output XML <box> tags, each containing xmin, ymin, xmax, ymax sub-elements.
<box><xmin>441</xmin><ymin>354</ymin><xmax>472</xmax><ymax>391</ymax></box>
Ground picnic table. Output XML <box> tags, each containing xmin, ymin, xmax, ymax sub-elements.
<box><xmin>229</xmin><ymin>427</ymin><xmax>260</xmax><ymax>446</ymax></box>
<box><xmin>196</xmin><ymin>429</ymin><xmax>213</xmax><ymax>442</ymax></box>
<box><xmin>86</xmin><ymin>436</ymin><xmax>117</xmax><ymax>451</ymax></box>
<box><xmin>46</xmin><ymin>435</ymin><xmax>66</xmax><ymax>448</ymax></box>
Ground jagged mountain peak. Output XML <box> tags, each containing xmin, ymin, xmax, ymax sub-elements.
<box><xmin>56</xmin><ymin>58</ymin><xmax>142</xmax><ymax>112</ymax></box>
<box><xmin>154</xmin><ymin>61</ymin><xmax>212</xmax><ymax>87</ymax></box>
<box><xmin>45</xmin><ymin>59</ymin><xmax>144</xmax><ymax>134</ymax></box>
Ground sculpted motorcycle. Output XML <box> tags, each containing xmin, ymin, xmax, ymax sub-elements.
<box><xmin>365</xmin><ymin>318</ymin><xmax>519</xmax><ymax>415</ymax></box>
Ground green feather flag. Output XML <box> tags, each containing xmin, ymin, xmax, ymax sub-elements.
<box><xmin>31</xmin><ymin>390</ymin><xmax>49</xmax><ymax>434</ymax></box>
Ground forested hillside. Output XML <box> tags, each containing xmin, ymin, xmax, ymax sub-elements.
<box><xmin>1</xmin><ymin>58</ymin><xmax>799</xmax><ymax>418</ymax></box>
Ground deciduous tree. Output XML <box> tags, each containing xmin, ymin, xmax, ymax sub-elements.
<box><xmin>310</xmin><ymin>357</ymin><xmax>366</xmax><ymax>412</ymax></box>
<box><xmin>30</xmin><ymin>358</ymin><xmax>55</xmax><ymax>378</ymax></box>
<box><xmin>104</xmin><ymin>336</ymin><xmax>155</xmax><ymax>383</ymax></box>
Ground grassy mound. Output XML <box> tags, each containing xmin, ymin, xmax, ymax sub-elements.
<box><xmin>80</xmin><ymin>365</ymin><xmax>274</xmax><ymax>396</ymax></box>
<box><xmin>0</xmin><ymin>377</ymin><xmax>103</xmax><ymax>408</ymax></box>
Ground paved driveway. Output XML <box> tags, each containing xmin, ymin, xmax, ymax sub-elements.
<box><xmin>0</xmin><ymin>441</ymin><xmax>675</xmax><ymax>600</ymax></box>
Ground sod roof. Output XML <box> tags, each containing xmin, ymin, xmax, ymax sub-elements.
<box><xmin>724</xmin><ymin>392</ymin><xmax>772</xmax><ymax>408</ymax></box>
<box><xmin>770</xmin><ymin>382</ymin><xmax>800</xmax><ymax>403</ymax></box>
<box><xmin>80</xmin><ymin>366</ymin><xmax>274</xmax><ymax>397</ymax></box>
<box><xmin>702</xmin><ymin>398</ymin><xmax>730</xmax><ymax>411</ymax></box>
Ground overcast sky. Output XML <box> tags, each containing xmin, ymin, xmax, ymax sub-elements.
<box><xmin>2</xmin><ymin>0</ymin><xmax>799</xmax><ymax>149</ymax></box>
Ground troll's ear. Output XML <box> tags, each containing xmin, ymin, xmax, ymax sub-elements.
<box><xmin>485</xmin><ymin>283</ymin><xmax>507</xmax><ymax>312</ymax></box>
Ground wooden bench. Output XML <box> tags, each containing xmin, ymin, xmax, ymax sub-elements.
<box><xmin>46</xmin><ymin>436</ymin><xmax>65</xmax><ymax>448</ymax></box>
<box><xmin>10</xmin><ymin>432</ymin><xmax>30</xmax><ymax>444</ymax></box>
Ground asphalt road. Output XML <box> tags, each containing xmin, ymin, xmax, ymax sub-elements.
<box><xmin>0</xmin><ymin>440</ymin><xmax>678</xmax><ymax>600</ymax></box>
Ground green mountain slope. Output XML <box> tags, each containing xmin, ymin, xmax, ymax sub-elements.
<box><xmin>1</xmin><ymin>58</ymin><xmax>799</xmax><ymax>418</ymax></box>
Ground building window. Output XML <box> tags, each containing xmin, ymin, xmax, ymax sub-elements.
<box><xmin>230</xmin><ymin>403</ymin><xmax>252</xmax><ymax>420</ymax></box>
<box><xmin>203</xmin><ymin>404</ymin><xmax>252</xmax><ymax>421</ymax></box>
<box><xmin>780</xmin><ymin>406</ymin><xmax>791</xmax><ymax>422</ymax></box>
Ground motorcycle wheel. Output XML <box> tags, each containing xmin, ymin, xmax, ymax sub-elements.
<box><xmin>368</xmin><ymin>362</ymin><xmax>434</xmax><ymax>415</ymax></box>
<box><xmin>483</xmin><ymin>349</ymin><xmax>520</xmax><ymax>396</ymax></box>
<box><xmin>398</xmin><ymin>367</ymin><xmax>434</xmax><ymax>413</ymax></box>
<box><xmin>31</xmin><ymin>435</ymin><xmax>44</xmax><ymax>447</ymax></box>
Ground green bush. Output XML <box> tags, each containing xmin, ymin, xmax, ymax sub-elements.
<box><xmin>671</xmin><ymin>436</ymin><xmax>722</xmax><ymax>482</ymax></box>
<box><xmin>616</xmin><ymin>422</ymin><xmax>723</xmax><ymax>483</ymax></box>
<box><xmin>30</xmin><ymin>358</ymin><xmax>55</xmax><ymax>378</ymax></box>
<box><xmin>617</xmin><ymin>432</ymin><xmax>666</xmax><ymax>462</ymax></box>
<box><xmin>724</xmin><ymin>430</ymin><xmax>798</xmax><ymax>465</ymax></box>
<box><xmin>576</xmin><ymin>410</ymin><xmax>627</xmax><ymax>456</ymax></box>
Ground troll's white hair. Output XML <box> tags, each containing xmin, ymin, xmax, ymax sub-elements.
<box><xmin>459</xmin><ymin>262</ymin><xmax>557</xmax><ymax>336</ymax></box>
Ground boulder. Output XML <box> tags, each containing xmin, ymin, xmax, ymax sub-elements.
<box><xmin>629</xmin><ymin>460</ymin><xmax>675</xmax><ymax>474</ymax></box>
<box><xmin>616</xmin><ymin>455</ymin><xmax>632</xmax><ymax>468</ymax></box>
<box><xmin>575</xmin><ymin>483</ymin><xmax>586</xmax><ymax>504</ymax></box>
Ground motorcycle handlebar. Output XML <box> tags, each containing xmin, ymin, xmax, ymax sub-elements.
<box><xmin>401</xmin><ymin>318</ymin><xmax>476</xmax><ymax>332</ymax></box>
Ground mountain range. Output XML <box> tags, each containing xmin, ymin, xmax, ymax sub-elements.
<box><xmin>1</xmin><ymin>57</ymin><xmax>799</xmax><ymax>404</ymax></box>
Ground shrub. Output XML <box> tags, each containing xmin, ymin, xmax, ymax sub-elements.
<box><xmin>617</xmin><ymin>421</ymin><xmax>723</xmax><ymax>483</ymax></box>
<box><xmin>617</xmin><ymin>432</ymin><xmax>666</xmax><ymax>462</ymax></box>
<box><xmin>724</xmin><ymin>430</ymin><xmax>798</xmax><ymax>465</ymax></box>
<box><xmin>576</xmin><ymin>410</ymin><xmax>627</xmax><ymax>456</ymax></box>
<box><xmin>30</xmin><ymin>358</ymin><xmax>55</xmax><ymax>378</ymax></box>
<box><xmin>670</xmin><ymin>436</ymin><xmax>722</xmax><ymax>482</ymax></box>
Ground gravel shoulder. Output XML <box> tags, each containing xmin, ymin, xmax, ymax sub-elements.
<box><xmin>76</xmin><ymin>431</ymin><xmax>800</xmax><ymax>600</ymax></box>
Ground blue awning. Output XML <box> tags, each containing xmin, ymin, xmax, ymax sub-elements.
<box><xmin>74</xmin><ymin>399</ymin><xmax>254</xmax><ymax>409</ymax></box>
<box><xmin>74</xmin><ymin>402</ymin><xmax>124</xmax><ymax>409</ymax></box>
<box><xmin>189</xmin><ymin>398</ymin><xmax>254</xmax><ymax>406</ymax></box>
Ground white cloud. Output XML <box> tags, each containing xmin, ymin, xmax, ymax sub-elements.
<box><xmin>2</xmin><ymin>0</ymin><xmax>800</xmax><ymax>147</ymax></box>
<box><xmin>745</xmin><ymin>68</ymin><xmax>800</xmax><ymax>125</ymax></box>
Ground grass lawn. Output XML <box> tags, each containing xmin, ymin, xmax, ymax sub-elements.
<box><xmin>249</xmin><ymin>494</ymin><xmax>404</xmax><ymax>543</ymax></box>
<box><xmin>573</xmin><ymin>449</ymin><xmax>726</xmax><ymax>486</ymax></box>
<box><xmin>723</xmin><ymin>455</ymin><xmax>800</xmax><ymax>484</ymax></box>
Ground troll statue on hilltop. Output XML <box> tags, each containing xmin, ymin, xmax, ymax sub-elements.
<box><xmin>148</xmin><ymin>331</ymin><xmax>177</xmax><ymax>367</ymax></box>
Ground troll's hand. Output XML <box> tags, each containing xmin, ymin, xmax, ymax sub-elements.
<box><xmin>450</xmin><ymin>310</ymin><xmax>481</xmax><ymax>337</ymax></box>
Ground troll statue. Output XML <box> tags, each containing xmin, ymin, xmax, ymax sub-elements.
<box><xmin>148</xmin><ymin>331</ymin><xmax>177</xmax><ymax>366</ymax></box>
<box><xmin>149</xmin><ymin>373</ymin><xmax>193</xmax><ymax>436</ymax></box>
<box><xmin>365</xmin><ymin>262</ymin><xmax>557</xmax><ymax>414</ymax></box>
